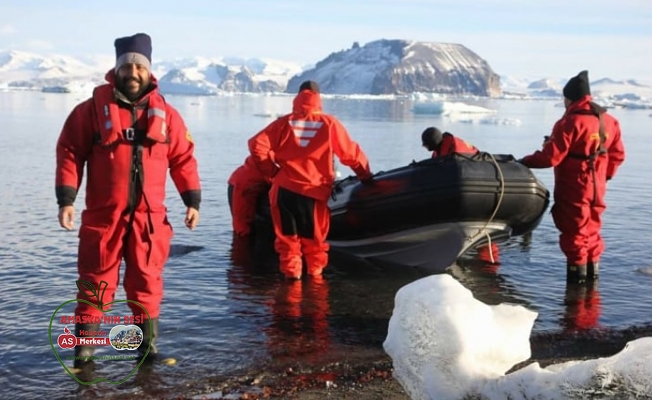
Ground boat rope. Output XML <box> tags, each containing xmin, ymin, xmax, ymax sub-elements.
<box><xmin>467</xmin><ymin>152</ymin><xmax>506</xmax><ymax>263</ymax></box>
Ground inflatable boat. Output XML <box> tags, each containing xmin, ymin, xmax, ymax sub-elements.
<box><xmin>254</xmin><ymin>153</ymin><xmax>550</xmax><ymax>272</ymax></box>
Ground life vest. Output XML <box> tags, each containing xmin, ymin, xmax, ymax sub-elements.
<box><xmin>432</xmin><ymin>133</ymin><xmax>479</xmax><ymax>158</ymax></box>
<box><xmin>567</xmin><ymin>102</ymin><xmax>608</xmax><ymax>205</ymax></box>
<box><xmin>92</xmin><ymin>85</ymin><xmax>168</xmax><ymax>146</ymax></box>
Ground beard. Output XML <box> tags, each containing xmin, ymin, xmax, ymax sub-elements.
<box><xmin>117</xmin><ymin>76</ymin><xmax>150</xmax><ymax>102</ymax></box>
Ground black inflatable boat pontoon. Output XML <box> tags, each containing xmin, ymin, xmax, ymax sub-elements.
<box><xmin>255</xmin><ymin>153</ymin><xmax>550</xmax><ymax>272</ymax></box>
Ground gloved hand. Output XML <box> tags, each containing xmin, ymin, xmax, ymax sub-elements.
<box><xmin>542</xmin><ymin>135</ymin><xmax>550</xmax><ymax>146</ymax></box>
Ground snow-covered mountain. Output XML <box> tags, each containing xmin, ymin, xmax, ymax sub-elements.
<box><xmin>0</xmin><ymin>49</ymin><xmax>304</xmax><ymax>95</ymax></box>
<box><xmin>0</xmin><ymin>50</ymin><xmax>107</xmax><ymax>93</ymax></box>
<box><xmin>0</xmin><ymin>41</ymin><xmax>504</xmax><ymax>97</ymax></box>
<box><xmin>287</xmin><ymin>40</ymin><xmax>502</xmax><ymax>97</ymax></box>
<box><xmin>152</xmin><ymin>56</ymin><xmax>304</xmax><ymax>95</ymax></box>
<box><xmin>500</xmin><ymin>74</ymin><xmax>652</xmax><ymax>109</ymax></box>
<box><xmin>1</xmin><ymin>46</ymin><xmax>651</xmax><ymax>109</ymax></box>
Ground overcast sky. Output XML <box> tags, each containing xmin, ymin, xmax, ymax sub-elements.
<box><xmin>1</xmin><ymin>0</ymin><xmax>650</xmax><ymax>80</ymax></box>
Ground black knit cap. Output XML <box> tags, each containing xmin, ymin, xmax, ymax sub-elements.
<box><xmin>422</xmin><ymin>127</ymin><xmax>443</xmax><ymax>147</ymax></box>
<box><xmin>114</xmin><ymin>33</ymin><xmax>152</xmax><ymax>72</ymax></box>
<box><xmin>562</xmin><ymin>70</ymin><xmax>591</xmax><ymax>102</ymax></box>
<box><xmin>299</xmin><ymin>80</ymin><xmax>320</xmax><ymax>93</ymax></box>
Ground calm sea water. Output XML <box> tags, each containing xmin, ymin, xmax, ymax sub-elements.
<box><xmin>0</xmin><ymin>91</ymin><xmax>651</xmax><ymax>399</ymax></box>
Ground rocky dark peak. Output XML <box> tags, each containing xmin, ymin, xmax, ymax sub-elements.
<box><xmin>287</xmin><ymin>39</ymin><xmax>502</xmax><ymax>97</ymax></box>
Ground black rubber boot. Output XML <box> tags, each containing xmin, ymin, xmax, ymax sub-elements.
<box><xmin>74</xmin><ymin>323</ymin><xmax>100</xmax><ymax>368</ymax></box>
<box><xmin>137</xmin><ymin>318</ymin><xmax>158</xmax><ymax>362</ymax></box>
<box><xmin>588</xmin><ymin>260</ymin><xmax>599</xmax><ymax>281</ymax></box>
<box><xmin>567</xmin><ymin>264</ymin><xmax>587</xmax><ymax>284</ymax></box>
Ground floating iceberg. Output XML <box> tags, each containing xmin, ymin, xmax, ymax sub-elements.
<box><xmin>412</xmin><ymin>101</ymin><xmax>496</xmax><ymax>116</ymax></box>
<box><xmin>446</xmin><ymin>115</ymin><xmax>522</xmax><ymax>126</ymax></box>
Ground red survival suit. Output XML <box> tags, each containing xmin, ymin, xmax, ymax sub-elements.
<box><xmin>522</xmin><ymin>96</ymin><xmax>625</xmax><ymax>266</ymax></box>
<box><xmin>227</xmin><ymin>155</ymin><xmax>271</xmax><ymax>237</ymax></box>
<box><xmin>431</xmin><ymin>133</ymin><xmax>479</xmax><ymax>157</ymax></box>
<box><xmin>55</xmin><ymin>71</ymin><xmax>201</xmax><ymax>319</ymax></box>
<box><xmin>248</xmin><ymin>89</ymin><xmax>372</xmax><ymax>278</ymax></box>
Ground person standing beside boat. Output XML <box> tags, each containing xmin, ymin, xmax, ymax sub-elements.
<box><xmin>227</xmin><ymin>155</ymin><xmax>271</xmax><ymax>237</ymax></box>
<box><xmin>518</xmin><ymin>70</ymin><xmax>625</xmax><ymax>283</ymax></box>
<box><xmin>248</xmin><ymin>80</ymin><xmax>373</xmax><ymax>280</ymax></box>
<box><xmin>55</xmin><ymin>33</ymin><xmax>202</xmax><ymax>366</ymax></box>
<box><xmin>421</xmin><ymin>127</ymin><xmax>479</xmax><ymax>157</ymax></box>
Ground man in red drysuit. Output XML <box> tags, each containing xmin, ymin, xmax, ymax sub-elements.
<box><xmin>227</xmin><ymin>155</ymin><xmax>271</xmax><ymax>237</ymax></box>
<box><xmin>421</xmin><ymin>127</ymin><xmax>479</xmax><ymax>157</ymax></box>
<box><xmin>55</xmin><ymin>33</ymin><xmax>201</xmax><ymax>366</ymax></box>
<box><xmin>519</xmin><ymin>70</ymin><xmax>625</xmax><ymax>283</ymax></box>
<box><xmin>248</xmin><ymin>80</ymin><xmax>373</xmax><ymax>279</ymax></box>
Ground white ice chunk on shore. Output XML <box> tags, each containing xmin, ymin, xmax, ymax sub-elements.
<box><xmin>384</xmin><ymin>274</ymin><xmax>652</xmax><ymax>400</ymax></box>
<box><xmin>383</xmin><ymin>274</ymin><xmax>537</xmax><ymax>399</ymax></box>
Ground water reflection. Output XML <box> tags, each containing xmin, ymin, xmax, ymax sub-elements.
<box><xmin>452</xmin><ymin>243</ymin><xmax>531</xmax><ymax>309</ymax></box>
<box><xmin>458</xmin><ymin>241</ymin><xmax>603</xmax><ymax>334</ymax></box>
<box><xmin>132</xmin><ymin>363</ymin><xmax>168</xmax><ymax>398</ymax></box>
<box><xmin>518</xmin><ymin>231</ymin><xmax>533</xmax><ymax>252</ymax></box>
<box><xmin>562</xmin><ymin>282</ymin><xmax>602</xmax><ymax>332</ymax></box>
<box><xmin>322</xmin><ymin>97</ymin><xmax>414</xmax><ymax>122</ymax></box>
<box><xmin>476</xmin><ymin>242</ymin><xmax>501</xmax><ymax>270</ymax></box>
<box><xmin>264</xmin><ymin>277</ymin><xmax>331</xmax><ymax>362</ymax></box>
<box><xmin>227</xmin><ymin>235</ymin><xmax>333</xmax><ymax>366</ymax></box>
<box><xmin>73</xmin><ymin>365</ymin><xmax>98</xmax><ymax>397</ymax></box>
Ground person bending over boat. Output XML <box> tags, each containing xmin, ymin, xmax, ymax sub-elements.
<box><xmin>248</xmin><ymin>80</ymin><xmax>373</xmax><ymax>280</ymax></box>
<box><xmin>421</xmin><ymin>127</ymin><xmax>479</xmax><ymax>157</ymax></box>
<box><xmin>227</xmin><ymin>155</ymin><xmax>271</xmax><ymax>237</ymax></box>
<box><xmin>518</xmin><ymin>70</ymin><xmax>625</xmax><ymax>284</ymax></box>
<box><xmin>421</xmin><ymin>127</ymin><xmax>496</xmax><ymax>266</ymax></box>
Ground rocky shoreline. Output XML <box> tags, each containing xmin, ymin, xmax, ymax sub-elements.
<box><xmin>181</xmin><ymin>323</ymin><xmax>652</xmax><ymax>400</ymax></box>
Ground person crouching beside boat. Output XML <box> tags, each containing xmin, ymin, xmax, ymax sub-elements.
<box><xmin>421</xmin><ymin>127</ymin><xmax>479</xmax><ymax>157</ymax></box>
<box><xmin>248</xmin><ymin>80</ymin><xmax>373</xmax><ymax>280</ymax></box>
<box><xmin>227</xmin><ymin>155</ymin><xmax>271</xmax><ymax>237</ymax></box>
<box><xmin>518</xmin><ymin>70</ymin><xmax>625</xmax><ymax>284</ymax></box>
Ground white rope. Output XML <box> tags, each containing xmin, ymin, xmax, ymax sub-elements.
<box><xmin>484</xmin><ymin>231</ymin><xmax>495</xmax><ymax>264</ymax></box>
<box><xmin>467</xmin><ymin>153</ymin><xmax>506</xmax><ymax>262</ymax></box>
